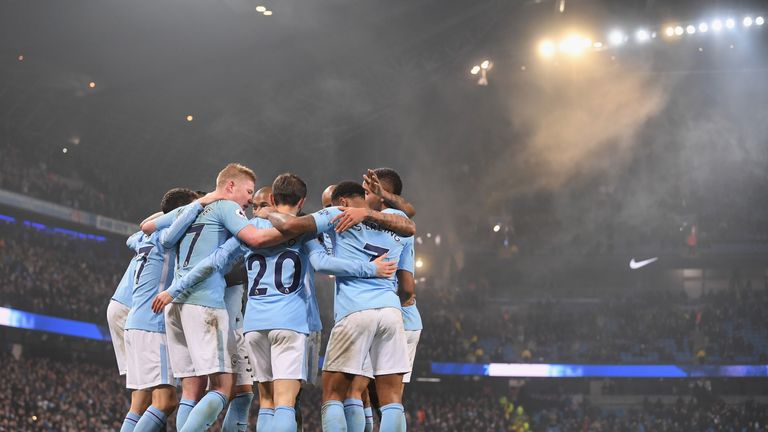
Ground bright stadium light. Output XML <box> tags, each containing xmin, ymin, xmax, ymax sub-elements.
<box><xmin>415</xmin><ymin>258</ymin><xmax>424</xmax><ymax>268</ymax></box>
<box><xmin>608</xmin><ymin>29</ymin><xmax>625</xmax><ymax>45</ymax></box>
<box><xmin>559</xmin><ymin>35</ymin><xmax>588</xmax><ymax>56</ymax></box>
<box><xmin>470</xmin><ymin>65</ymin><xmax>481</xmax><ymax>75</ymax></box>
<box><xmin>712</xmin><ymin>19</ymin><xmax>723</xmax><ymax>31</ymax></box>
<box><xmin>743</xmin><ymin>17</ymin><xmax>753</xmax><ymax>27</ymax></box>
<box><xmin>255</xmin><ymin>5</ymin><xmax>266</xmax><ymax>12</ymax></box>
<box><xmin>756</xmin><ymin>16</ymin><xmax>765</xmax><ymax>26</ymax></box>
<box><xmin>493</xmin><ymin>224</ymin><xmax>501</xmax><ymax>232</ymax></box>
<box><xmin>665</xmin><ymin>26</ymin><xmax>675</xmax><ymax>37</ymax></box>
<box><xmin>725</xmin><ymin>18</ymin><xmax>736</xmax><ymax>29</ymax></box>
<box><xmin>263</xmin><ymin>10</ymin><xmax>273</xmax><ymax>16</ymax></box>
<box><xmin>480</xmin><ymin>60</ymin><xmax>491</xmax><ymax>69</ymax></box>
<box><xmin>636</xmin><ymin>29</ymin><xmax>650</xmax><ymax>42</ymax></box>
<box><xmin>538</xmin><ymin>39</ymin><xmax>556</xmax><ymax>58</ymax></box>
<box><xmin>674</xmin><ymin>26</ymin><xmax>684</xmax><ymax>36</ymax></box>
<box><xmin>592</xmin><ymin>41</ymin><xmax>603</xmax><ymax>48</ymax></box>
<box><xmin>186</xmin><ymin>115</ymin><xmax>194</xmax><ymax>122</ymax></box>
<box><xmin>699</xmin><ymin>22</ymin><xmax>709</xmax><ymax>32</ymax></box>
<box><xmin>686</xmin><ymin>25</ymin><xmax>696</xmax><ymax>34</ymax></box>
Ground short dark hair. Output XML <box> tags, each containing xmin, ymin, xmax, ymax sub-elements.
<box><xmin>272</xmin><ymin>173</ymin><xmax>307</xmax><ymax>206</ymax></box>
<box><xmin>160</xmin><ymin>188</ymin><xmax>199</xmax><ymax>213</ymax></box>
<box><xmin>373</xmin><ymin>167</ymin><xmax>403</xmax><ymax>195</ymax></box>
<box><xmin>331</xmin><ymin>181</ymin><xmax>366</xmax><ymax>202</ymax></box>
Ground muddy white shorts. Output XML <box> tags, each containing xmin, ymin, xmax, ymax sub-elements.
<box><xmin>324</xmin><ymin>308</ymin><xmax>409</xmax><ymax>379</ymax></box>
<box><xmin>165</xmin><ymin>303</ymin><xmax>237</xmax><ymax>377</ymax></box>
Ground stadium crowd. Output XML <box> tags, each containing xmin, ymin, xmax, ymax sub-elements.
<box><xmin>2</xmin><ymin>215</ymin><xmax>767</xmax><ymax>364</ymax></box>
<box><xmin>416</xmin><ymin>284</ymin><xmax>768</xmax><ymax>364</ymax></box>
<box><xmin>2</xmin><ymin>352</ymin><xmax>767</xmax><ymax>432</ymax></box>
<box><xmin>0</xmin><ymin>218</ymin><xmax>129</xmax><ymax>322</ymax></box>
<box><xmin>0</xmin><ymin>141</ymin><xmax>132</xmax><ymax>221</ymax></box>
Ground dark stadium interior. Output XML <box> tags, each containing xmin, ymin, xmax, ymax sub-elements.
<box><xmin>2</xmin><ymin>0</ymin><xmax>768</xmax><ymax>430</ymax></box>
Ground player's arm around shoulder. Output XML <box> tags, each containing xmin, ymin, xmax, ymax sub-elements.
<box><xmin>236</xmin><ymin>214</ymin><xmax>294</xmax><ymax>249</ymax></box>
<box><xmin>333</xmin><ymin>207</ymin><xmax>415</xmax><ymax>237</ymax></box>
<box><xmin>268</xmin><ymin>207</ymin><xmax>335</xmax><ymax>237</ymax></box>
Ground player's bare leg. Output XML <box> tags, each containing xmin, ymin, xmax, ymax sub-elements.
<box><xmin>343</xmin><ymin>376</ymin><xmax>370</xmax><ymax>432</ymax></box>
<box><xmin>321</xmin><ymin>371</ymin><xmax>354</xmax><ymax>431</ymax></box>
<box><xmin>256</xmin><ymin>381</ymin><xmax>275</xmax><ymax>431</ymax></box>
<box><xmin>175</xmin><ymin>376</ymin><xmax>206</xmax><ymax>429</ymax></box>
<box><xmin>374</xmin><ymin>373</ymin><xmax>405</xmax><ymax>432</ymax></box>
<box><xmin>120</xmin><ymin>390</ymin><xmax>151</xmax><ymax>431</ymax></box>
<box><xmin>271</xmin><ymin>379</ymin><xmax>302</xmax><ymax>431</ymax></box>
<box><xmin>130</xmin><ymin>385</ymin><xmax>178</xmax><ymax>431</ymax></box>
<box><xmin>179</xmin><ymin>372</ymin><xmax>234</xmax><ymax>432</ymax></box>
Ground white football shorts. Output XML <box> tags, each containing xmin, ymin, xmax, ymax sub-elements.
<box><xmin>245</xmin><ymin>329</ymin><xmax>307</xmax><ymax>382</ymax></box>
<box><xmin>125</xmin><ymin>329</ymin><xmax>174</xmax><ymax>390</ymax></box>
<box><xmin>402</xmin><ymin>330</ymin><xmax>421</xmax><ymax>383</ymax></box>
<box><xmin>106</xmin><ymin>300</ymin><xmax>130</xmax><ymax>376</ymax></box>
<box><xmin>165</xmin><ymin>303</ymin><xmax>237</xmax><ymax>378</ymax></box>
<box><xmin>324</xmin><ymin>308</ymin><xmax>409</xmax><ymax>379</ymax></box>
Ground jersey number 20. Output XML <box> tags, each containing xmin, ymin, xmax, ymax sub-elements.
<box><xmin>246</xmin><ymin>251</ymin><xmax>302</xmax><ymax>297</ymax></box>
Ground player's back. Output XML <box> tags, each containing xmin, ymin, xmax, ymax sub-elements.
<box><xmin>175</xmin><ymin>200</ymin><xmax>249</xmax><ymax>308</ymax></box>
<box><xmin>126</xmin><ymin>230</ymin><xmax>176</xmax><ymax>332</ymax></box>
<box><xmin>317</xmin><ymin>207</ymin><xmax>409</xmax><ymax>322</ymax></box>
<box><xmin>242</xmin><ymin>218</ymin><xmax>314</xmax><ymax>334</ymax></box>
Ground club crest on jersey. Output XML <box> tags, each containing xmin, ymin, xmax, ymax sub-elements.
<box><xmin>236</xmin><ymin>208</ymin><xmax>247</xmax><ymax>219</ymax></box>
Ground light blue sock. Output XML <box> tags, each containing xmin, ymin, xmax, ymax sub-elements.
<box><xmin>134</xmin><ymin>406</ymin><xmax>167</xmax><ymax>432</ymax></box>
<box><xmin>343</xmin><ymin>399</ymin><xmax>365</xmax><ymax>432</ymax></box>
<box><xmin>380</xmin><ymin>403</ymin><xmax>404</xmax><ymax>432</ymax></box>
<box><xmin>256</xmin><ymin>408</ymin><xmax>274</xmax><ymax>431</ymax></box>
<box><xmin>321</xmin><ymin>400</ymin><xmax>347</xmax><ymax>432</ymax></box>
<box><xmin>272</xmin><ymin>405</ymin><xmax>297</xmax><ymax>432</ymax></box>
<box><xmin>120</xmin><ymin>411</ymin><xmax>141</xmax><ymax>432</ymax></box>
<box><xmin>222</xmin><ymin>392</ymin><xmax>253</xmax><ymax>432</ymax></box>
<box><xmin>364</xmin><ymin>407</ymin><xmax>374</xmax><ymax>432</ymax></box>
<box><xmin>176</xmin><ymin>399</ymin><xmax>197</xmax><ymax>431</ymax></box>
<box><xmin>180</xmin><ymin>390</ymin><xmax>227</xmax><ymax>432</ymax></box>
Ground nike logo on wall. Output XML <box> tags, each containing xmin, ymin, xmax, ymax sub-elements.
<box><xmin>629</xmin><ymin>257</ymin><xmax>658</xmax><ymax>269</ymax></box>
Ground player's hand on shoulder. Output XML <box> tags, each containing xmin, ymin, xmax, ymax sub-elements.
<box><xmin>332</xmin><ymin>206</ymin><xmax>370</xmax><ymax>233</ymax></box>
<box><xmin>151</xmin><ymin>291</ymin><xmax>173</xmax><ymax>313</ymax></box>
<box><xmin>197</xmin><ymin>190</ymin><xmax>225</xmax><ymax>206</ymax></box>
<box><xmin>372</xmin><ymin>253</ymin><xmax>397</xmax><ymax>278</ymax></box>
<box><xmin>254</xmin><ymin>204</ymin><xmax>277</xmax><ymax>220</ymax></box>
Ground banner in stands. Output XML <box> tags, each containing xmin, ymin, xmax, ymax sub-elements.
<box><xmin>432</xmin><ymin>362</ymin><xmax>768</xmax><ymax>378</ymax></box>
<box><xmin>0</xmin><ymin>307</ymin><xmax>111</xmax><ymax>341</ymax></box>
<box><xmin>0</xmin><ymin>188</ymin><xmax>137</xmax><ymax>236</ymax></box>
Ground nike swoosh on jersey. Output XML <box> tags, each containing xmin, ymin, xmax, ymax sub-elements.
<box><xmin>629</xmin><ymin>257</ymin><xmax>658</xmax><ymax>269</ymax></box>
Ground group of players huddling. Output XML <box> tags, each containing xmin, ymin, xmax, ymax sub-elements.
<box><xmin>105</xmin><ymin>163</ymin><xmax>422</xmax><ymax>432</ymax></box>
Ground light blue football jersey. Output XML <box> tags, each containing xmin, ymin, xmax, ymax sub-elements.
<box><xmin>174</xmin><ymin>200</ymin><xmax>250</xmax><ymax>308</ymax></box>
<box><xmin>311</xmin><ymin>207</ymin><xmax>414</xmax><ymax>322</ymax></box>
<box><xmin>125</xmin><ymin>229</ymin><xmax>176</xmax><ymax>333</ymax></box>
<box><xmin>402</xmin><ymin>303</ymin><xmax>422</xmax><ymax>331</ymax></box>
<box><xmin>110</xmin><ymin>231</ymin><xmax>144</xmax><ymax>307</ymax></box>
<box><xmin>396</xmin><ymin>234</ymin><xmax>422</xmax><ymax>331</ymax></box>
<box><xmin>163</xmin><ymin>217</ymin><xmax>379</xmax><ymax>334</ymax></box>
<box><xmin>302</xmin><ymin>238</ymin><xmax>327</xmax><ymax>333</ymax></box>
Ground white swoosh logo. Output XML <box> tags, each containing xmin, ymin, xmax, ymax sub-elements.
<box><xmin>629</xmin><ymin>257</ymin><xmax>658</xmax><ymax>269</ymax></box>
